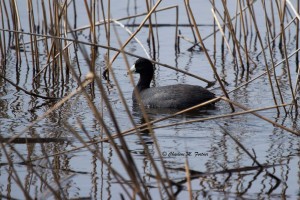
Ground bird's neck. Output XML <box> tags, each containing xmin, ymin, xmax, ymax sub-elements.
<box><xmin>136</xmin><ymin>73</ymin><xmax>153</xmax><ymax>92</ymax></box>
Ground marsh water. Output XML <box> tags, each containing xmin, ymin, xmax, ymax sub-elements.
<box><xmin>0</xmin><ymin>1</ymin><xmax>300</xmax><ymax>199</ymax></box>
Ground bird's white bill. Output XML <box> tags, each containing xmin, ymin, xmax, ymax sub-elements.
<box><xmin>129</xmin><ymin>64</ymin><xmax>136</xmax><ymax>73</ymax></box>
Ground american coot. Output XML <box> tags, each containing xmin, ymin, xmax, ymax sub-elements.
<box><xmin>130</xmin><ymin>58</ymin><xmax>216</xmax><ymax>109</ymax></box>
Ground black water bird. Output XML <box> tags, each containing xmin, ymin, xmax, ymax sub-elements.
<box><xmin>130</xmin><ymin>58</ymin><xmax>216</xmax><ymax>109</ymax></box>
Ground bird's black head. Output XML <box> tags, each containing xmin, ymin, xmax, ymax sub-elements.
<box><xmin>130</xmin><ymin>58</ymin><xmax>154</xmax><ymax>75</ymax></box>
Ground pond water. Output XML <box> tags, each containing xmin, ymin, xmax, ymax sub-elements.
<box><xmin>0</xmin><ymin>0</ymin><xmax>300</xmax><ymax>199</ymax></box>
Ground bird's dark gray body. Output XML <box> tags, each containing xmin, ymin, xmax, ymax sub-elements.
<box><xmin>132</xmin><ymin>84</ymin><xmax>215</xmax><ymax>109</ymax></box>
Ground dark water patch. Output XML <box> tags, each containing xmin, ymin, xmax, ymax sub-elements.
<box><xmin>0</xmin><ymin>137</ymin><xmax>71</xmax><ymax>144</ymax></box>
